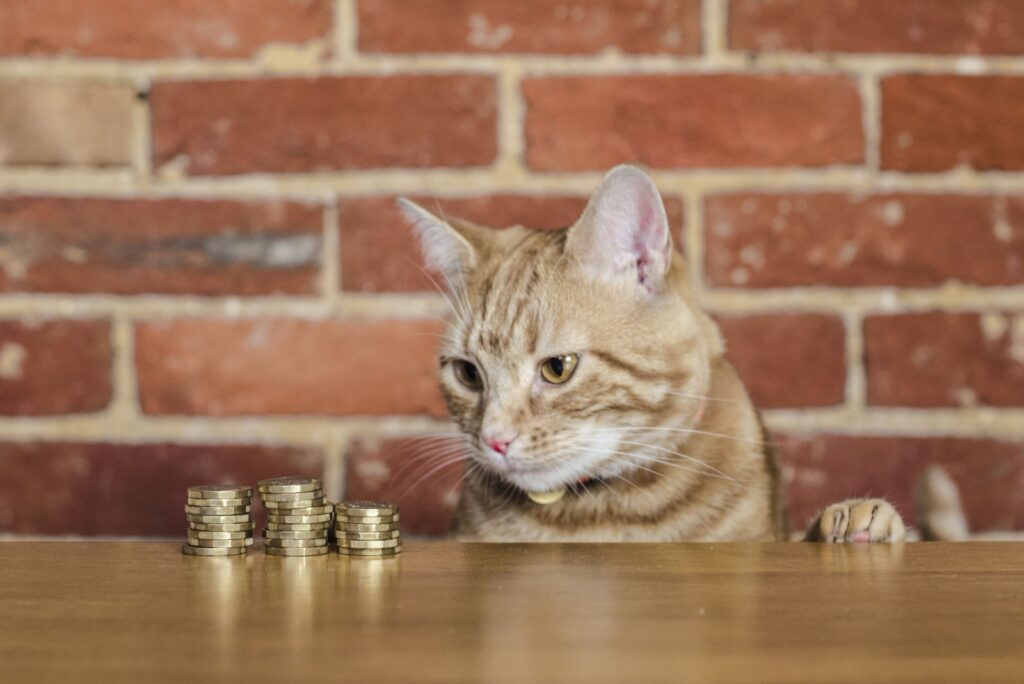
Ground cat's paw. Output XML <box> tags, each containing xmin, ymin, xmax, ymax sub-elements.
<box><xmin>805</xmin><ymin>498</ymin><xmax>906</xmax><ymax>543</ymax></box>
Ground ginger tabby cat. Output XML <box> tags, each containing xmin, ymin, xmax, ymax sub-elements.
<box><xmin>402</xmin><ymin>165</ymin><xmax>905</xmax><ymax>543</ymax></box>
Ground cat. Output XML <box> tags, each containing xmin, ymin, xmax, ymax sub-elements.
<box><xmin>401</xmin><ymin>165</ymin><xmax>905</xmax><ymax>543</ymax></box>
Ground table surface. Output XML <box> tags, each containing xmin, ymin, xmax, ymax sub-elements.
<box><xmin>1</xmin><ymin>542</ymin><xmax>1022</xmax><ymax>683</ymax></box>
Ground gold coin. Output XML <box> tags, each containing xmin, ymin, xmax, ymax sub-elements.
<box><xmin>188</xmin><ymin>530</ymin><xmax>252</xmax><ymax>540</ymax></box>
<box><xmin>262</xmin><ymin>529</ymin><xmax>326</xmax><ymax>540</ymax></box>
<box><xmin>527</xmin><ymin>487</ymin><xmax>567</xmax><ymax>505</ymax></box>
<box><xmin>186</xmin><ymin>536</ymin><xmax>252</xmax><ymax>548</ymax></box>
<box><xmin>335</xmin><ymin>501</ymin><xmax>398</xmax><ymax>517</ymax></box>
<box><xmin>265</xmin><ymin>545</ymin><xmax>329</xmax><ymax>557</ymax></box>
<box><xmin>262</xmin><ymin>498</ymin><xmax>327</xmax><ymax>510</ymax></box>
<box><xmin>335</xmin><ymin>530</ymin><xmax>400</xmax><ymax>541</ymax></box>
<box><xmin>265</xmin><ymin>503</ymin><xmax>331</xmax><ymax>515</ymax></box>
<box><xmin>259</xmin><ymin>489</ymin><xmax>324</xmax><ymax>503</ymax></box>
<box><xmin>335</xmin><ymin>513</ymin><xmax>399</xmax><ymax>524</ymax></box>
<box><xmin>182</xmin><ymin>544</ymin><xmax>246</xmax><ymax>556</ymax></box>
<box><xmin>187</xmin><ymin>497</ymin><xmax>250</xmax><ymax>507</ymax></box>
<box><xmin>185</xmin><ymin>513</ymin><xmax>251</xmax><ymax>524</ymax></box>
<box><xmin>264</xmin><ymin>521</ymin><xmax>330</xmax><ymax>532</ymax></box>
<box><xmin>337</xmin><ymin>546</ymin><xmax>401</xmax><ymax>556</ymax></box>
<box><xmin>257</xmin><ymin>477</ymin><xmax>321</xmax><ymax>494</ymax></box>
<box><xmin>264</xmin><ymin>538</ymin><xmax>327</xmax><ymax>548</ymax></box>
<box><xmin>266</xmin><ymin>512</ymin><xmax>332</xmax><ymax>524</ymax></box>
<box><xmin>336</xmin><ymin>538</ymin><xmax>400</xmax><ymax>549</ymax></box>
<box><xmin>188</xmin><ymin>485</ymin><xmax>253</xmax><ymax>499</ymax></box>
<box><xmin>188</xmin><ymin>521</ymin><xmax>254</xmax><ymax>532</ymax></box>
<box><xmin>335</xmin><ymin>521</ymin><xmax>400</xmax><ymax>533</ymax></box>
<box><xmin>184</xmin><ymin>504</ymin><xmax>251</xmax><ymax>516</ymax></box>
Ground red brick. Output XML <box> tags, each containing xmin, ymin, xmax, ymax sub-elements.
<box><xmin>0</xmin><ymin>320</ymin><xmax>111</xmax><ymax>415</ymax></box>
<box><xmin>778</xmin><ymin>434</ymin><xmax>1024</xmax><ymax>532</ymax></box>
<box><xmin>151</xmin><ymin>76</ymin><xmax>497</xmax><ymax>176</ymax></box>
<box><xmin>0</xmin><ymin>197</ymin><xmax>323</xmax><ymax>296</ymax></box>
<box><xmin>358</xmin><ymin>0</ymin><xmax>701</xmax><ymax>55</ymax></box>
<box><xmin>345</xmin><ymin>435</ymin><xmax>466</xmax><ymax>536</ymax></box>
<box><xmin>0</xmin><ymin>442</ymin><xmax>322</xmax><ymax>536</ymax></box>
<box><xmin>705</xmin><ymin>193</ymin><xmax>1024</xmax><ymax>288</ymax></box>
<box><xmin>523</xmin><ymin>75</ymin><xmax>863</xmax><ymax>170</ymax></box>
<box><xmin>0</xmin><ymin>82</ymin><xmax>134</xmax><ymax>166</ymax></box>
<box><xmin>882</xmin><ymin>75</ymin><xmax>1024</xmax><ymax>172</ymax></box>
<box><xmin>339</xmin><ymin>195</ymin><xmax>684</xmax><ymax>292</ymax></box>
<box><xmin>865</xmin><ymin>312</ymin><xmax>1024</xmax><ymax>408</ymax></box>
<box><xmin>0</xmin><ymin>0</ymin><xmax>331</xmax><ymax>59</ymax></box>
<box><xmin>716</xmin><ymin>314</ymin><xmax>846</xmax><ymax>409</ymax></box>
<box><xmin>136</xmin><ymin>319</ymin><xmax>446</xmax><ymax>416</ymax></box>
<box><xmin>730</xmin><ymin>0</ymin><xmax>1024</xmax><ymax>55</ymax></box>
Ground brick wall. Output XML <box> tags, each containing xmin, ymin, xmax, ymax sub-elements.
<box><xmin>1</xmin><ymin>0</ymin><xmax>1023</xmax><ymax>538</ymax></box>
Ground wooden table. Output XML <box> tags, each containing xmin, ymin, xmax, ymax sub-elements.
<box><xmin>0</xmin><ymin>542</ymin><xmax>1022</xmax><ymax>683</ymax></box>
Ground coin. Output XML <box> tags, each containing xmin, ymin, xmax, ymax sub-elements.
<box><xmin>266</xmin><ymin>513</ymin><xmax>332</xmax><ymax>524</ymax></box>
<box><xmin>527</xmin><ymin>487</ymin><xmax>567</xmax><ymax>505</ymax></box>
<box><xmin>336</xmin><ymin>538</ymin><xmax>400</xmax><ymax>549</ymax></box>
<box><xmin>335</xmin><ymin>530</ymin><xmax>401</xmax><ymax>541</ymax></box>
<box><xmin>182</xmin><ymin>544</ymin><xmax>246</xmax><ymax>556</ymax></box>
<box><xmin>262</xmin><ymin>498</ymin><xmax>327</xmax><ymax>510</ymax></box>
<box><xmin>265</xmin><ymin>545</ymin><xmax>329</xmax><ymax>557</ymax></box>
<box><xmin>337</xmin><ymin>546</ymin><xmax>401</xmax><ymax>556</ymax></box>
<box><xmin>335</xmin><ymin>521</ymin><xmax>400</xmax><ymax>533</ymax></box>
<box><xmin>336</xmin><ymin>501</ymin><xmax>398</xmax><ymax>517</ymax></box>
<box><xmin>264</xmin><ymin>538</ymin><xmax>327</xmax><ymax>548</ymax></box>
<box><xmin>262</xmin><ymin>529</ymin><xmax>325</xmax><ymax>540</ymax></box>
<box><xmin>335</xmin><ymin>513</ymin><xmax>400</xmax><ymax>524</ymax></box>
<box><xmin>186</xmin><ymin>513</ymin><xmax>251</xmax><ymax>524</ymax></box>
<box><xmin>259</xmin><ymin>490</ymin><xmax>324</xmax><ymax>503</ymax></box>
<box><xmin>258</xmin><ymin>477</ymin><xmax>321</xmax><ymax>494</ymax></box>
<box><xmin>186</xmin><ymin>536</ymin><xmax>252</xmax><ymax>548</ymax></box>
<box><xmin>264</xmin><ymin>499</ymin><xmax>327</xmax><ymax>509</ymax></box>
<box><xmin>264</xmin><ymin>521</ymin><xmax>330</xmax><ymax>532</ymax></box>
<box><xmin>187</xmin><ymin>497</ymin><xmax>250</xmax><ymax>507</ymax></box>
<box><xmin>184</xmin><ymin>501</ymin><xmax>249</xmax><ymax>511</ymax></box>
<box><xmin>188</xmin><ymin>530</ymin><xmax>252</xmax><ymax>540</ymax></box>
<box><xmin>188</xmin><ymin>485</ymin><xmax>253</xmax><ymax>499</ymax></box>
<box><xmin>188</xmin><ymin>521</ymin><xmax>254</xmax><ymax>532</ymax></box>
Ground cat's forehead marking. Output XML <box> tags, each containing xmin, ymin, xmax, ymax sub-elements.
<box><xmin>465</xmin><ymin>230</ymin><xmax>566</xmax><ymax>358</ymax></box>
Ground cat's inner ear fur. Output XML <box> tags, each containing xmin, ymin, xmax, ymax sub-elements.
<box><xmin>399</xmin><ymin>198</ymin><xmax>480</xmax><ymax>285</ymax></box>
<box><xmin>566</xmin><ymin>165</ymin><xmax>673</xmax><ymax>296</ymax></box>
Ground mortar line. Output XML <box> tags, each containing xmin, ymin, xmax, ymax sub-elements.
<box><xmin>333</xmin><ymin>0</ymin><xmax>358</xmax><ymax>62</ymax></box>
<box><xmin>8</xmin><ymin>43</ymin><xmax>1024</xmax><ymax>79</ymax></box>
<box><xmin>109</xmin><ymin>316</ymin><xmax>140</xmax><ymax>420</ymax></box>
<box><xmin>321</xmin><ymin>201</ymin><xmax>341</xmax><ymax>304</ymax></box>
<box><xmin>494</xmin><ymin>60</ymin><xmax>528</xmax><ymax>180</ymax></box>
<box><xmin>859</xmin><ymin>71</ymin><xmax>882</xmax><ymax>172</ymax></box>
<box><xmin>680</xmin><ymin>184</ymin><xmax>706</xmax><ymax>296</ymax></box>
<box><xmin>702</xmin><ymin>0</ymin><xmax>729</xmax><ymax>58</ymax></box>
<box><xmin>9</xmin><ymin>166</ymin><xmax>1024</xmax><ymax>198</ymax></box>
<box><xmin>322</xmin><ymin>431</ymin><xmax>347</xmax><ymax>502</ymax></box>
<box><xmin>130</xmin><ymin>77</ymin><xmax>153</xmax><ymax>181</ymax></box>
<box><xmin>844</xmin><ymin>308</ymin><xmax>868</xmax><ymax>411</ymax></box>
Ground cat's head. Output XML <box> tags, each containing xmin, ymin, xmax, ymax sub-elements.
<box><xmin>402</xmin><ymin>165</ymin><xmax>724</xmax><ymax>495</ymax></box>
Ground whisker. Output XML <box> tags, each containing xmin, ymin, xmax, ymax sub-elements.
<box><xmin>612</xmin><ymin>438</ymin><xmax>737</xmax><ymax>481</ymax></box>
<box><xmin>590</xmin><ymin>425</ymin><xmax>772</xmax><ymax>447</ymax></box>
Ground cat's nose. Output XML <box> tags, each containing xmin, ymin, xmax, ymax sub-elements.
<box><xmin>483</xmin><ymin>433</ymin><xmax>516</xmax><ymax>456</ymax></box>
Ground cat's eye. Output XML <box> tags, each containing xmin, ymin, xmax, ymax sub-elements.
<box><xmin>540</xmin><ymin>353</ymin><xmax>579</xmax><ymax>385</ymax></box>
<box><xmin>453</xmin><ymin>360</ymin><xmax>484</xmax><ymax>391</ymax></box>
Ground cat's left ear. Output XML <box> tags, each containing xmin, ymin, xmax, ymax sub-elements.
<box><xmin>566</xmin><ymin>165</ymin><xmax>673</xmax><ymax>296</ymax></box>
<box><xmin>398</xmin><ymin>198</ymin><xmax>481</xmax><ymax>285</ymax></box>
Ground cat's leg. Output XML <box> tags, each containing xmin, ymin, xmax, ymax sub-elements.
<box><xmin>804</xmin><ymin>498</ymin><xmax>906</xmax><ymax>542</ymax></box>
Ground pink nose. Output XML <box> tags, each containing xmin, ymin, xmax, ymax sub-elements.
<box><xmin>485</xmin><ymin>435</ymin><xmax>514</xmax><ymax>456</ymax></box>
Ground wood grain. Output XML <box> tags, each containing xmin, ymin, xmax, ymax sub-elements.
<box><xmin>0</xmin><ymin>542</ymin><xmax>1022</xmax><ymax>683</ymax></box>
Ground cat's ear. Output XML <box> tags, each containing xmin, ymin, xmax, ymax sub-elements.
<box><xmin>398</xmin><ymin>198</ymin><xmax>479</xmax><ymax>283</ymax></box>
<box><xmin>566</xmin><ymin>165</ymin><xmax>673</xmax><ymax>296</ymax></box>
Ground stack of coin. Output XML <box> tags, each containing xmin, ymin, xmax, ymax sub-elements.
<box><xmin>335</xmin><ymin>501</ymin><xmax>401</xmax><ymax>557</ymax></box>
<box><xmin>258</xmin><ymin>477</ymin><xmax>331</xmax><ymax>557</ymax></box>
<box><xmin>183</xmin><ymin>485</ymin><xmax>254</xmax><ymax>557</ymax></box>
